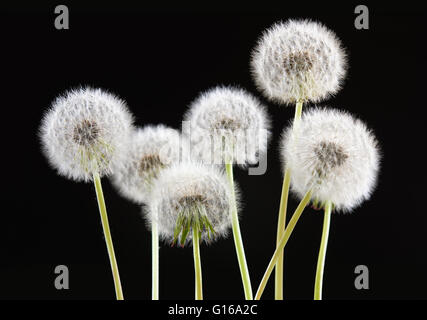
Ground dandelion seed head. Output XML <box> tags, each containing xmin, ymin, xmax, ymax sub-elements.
<box><xmin>251</xmin><ymin>19</ymin><xmax>347</xmax><ymax>105</ymax></box>
<box><xmin>147</xmin><ymin>162</ymin><xmax>235</xmax><ymax>245</ymax></box>
<box><xmin>112</xmin><ymin>125</ymin><xmax>183</xmax><ymax>204</ymax></box>
<box><xmin>39</xmin><ymin>87</ymin><xmax>134</xmax><ymax>182</ymax></box>
<box><xmin>281</xmin><ymin>108</ymin><xmax>380</xmax><ymax>212</ymax></box>
<box><xmin>184</xmin><ymin>86</ymin><xmax>271</xmax><ymax>167</ymax></box>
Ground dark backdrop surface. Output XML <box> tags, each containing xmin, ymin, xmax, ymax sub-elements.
<box><xmin>0</xmin><ymin>2</ymin><xmax>426</xmax><ymax>300</ymax></box>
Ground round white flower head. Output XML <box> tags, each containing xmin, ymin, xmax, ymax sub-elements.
<box><xmin>251</xmin><ymin>19</ymin><xmax>347</xmax><ymax>105</ymax></box>
<box><xmin>281</xmin><ymin>108</ymin><xmax>380</xmax><ymax>212</ymax></box>
<box><xmin>184</xmin><ymin>86</ymin><xmax>271</xmax><ymax>167</ymax></box>
<box><xmin>112</xmin><ymin>125</ymin><xmax>183</xmax><ymax>204</ymax></box>
<box><xmin>40</xmin><ymin>87</ymin><xmax>134</xmax><ymax>182</ymax></box>
<box><xmin>148</xmin><ymin>162</ymin><xmax>235</xmax><ymax>246</ymax></box>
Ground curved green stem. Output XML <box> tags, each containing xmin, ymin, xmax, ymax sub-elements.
<box><xmin>225</xmin><ymin>163</ymin><xmax>253</xmax><ymax>300</ymax></box>
<box><xmin>152</xmin><ymin>220</ymin><xmax>159</xmax><ymax>300</ymax></box>
<box><xmin>274</xmin><ymin>100</ymin><xmax>303</xmax><ymax>300</ymax></box>
<box><xmin>193</xmin><ymin>225</ymin><xmax>203</xmax><ymax>300</ymax></box>
<box><xmin>93</xmin><ymin>172</ymin><xmax>124</xmax><ymax>300</ymax></box>
<box><xmin>314</xmin><ymin>200</ymin><xmax>332</xmax><ymax>300</ymax></box>
<box><xmin>255</xmin><ymin>189</ymin><xmax>312</xmax><ymax>300</ymax></box>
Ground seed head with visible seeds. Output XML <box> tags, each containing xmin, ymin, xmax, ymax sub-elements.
<box><xmin>281</xmin><ymin>108</ymin><xmax>380</xmax><ymax>212</ymax></box>
<box><xmin>39</xmin><ymin>87</ymin><xmax>134</xmax><ymax>182</ymax></box>
<box><xmin>112</xmin><ymin>125</ymin><xmax>184</xmax><ymax>204</ymax></box>
<box><xmin>184</xmin><ymin>86</ymin><xmax>271</xmax><ymax>167</ymax></box>
<box><xmin>147</xmin><ymin>162</ymin><xmax>235</xmax><ymax>245</ymax></box>
<box><xmin>251</xmin><ymin>19</ymin><xmax>347</xmax><ymax>105</ymax></box>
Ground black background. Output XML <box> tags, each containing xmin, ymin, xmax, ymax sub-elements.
<box><xmin>0</xmin><ymin>2</ymin><xmax>426</xmax><ymax>300</ymax></box>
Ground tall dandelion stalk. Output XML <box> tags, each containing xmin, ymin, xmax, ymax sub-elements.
<box><xmin>251</xmin><ymin>19</ymin><xmax>348</xmax><ymax>299</ymax></box>
<box><xmin>40</xmin><ymin>87</ymin><xmax>134</xmax><ymax>300</ymax></box>
<box><xmin>93</xmin><ymin>172</ymin><xmax>124</xmax><ymax>299</ymax></box>
<box><xmin>225</xmin><ymin>162</ymin><xmax>252</xmax><ymax>300</ymax></box>
<box><xmin>148</xmin><ymin>162</ymin><xmax>235</xmax><ymax>300</ymax></box>
<box><xmin>111</xmin><ymin>125</ymin><xmax>183</xmax><ymax>300</ymax></box>
<box><xmin>184</xmin><ymin>86</ymin><xmax>271</xmax><ymax>300</ymax></box>
<box><xmin>274</xmin><ymin>101</ymin><xmax>302</xmax><ymax>299</ymax></box>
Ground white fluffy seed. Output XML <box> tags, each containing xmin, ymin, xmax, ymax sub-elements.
<box><xmin>39</xmin><ymin>87</ymin><xmax>134</xmax><ymax>182</ymax></box>
<box><xmin>112</xmin><ymin>125</ymin><xmax>183</xmax><ymax>204</ymax></box>
<box><xmin>147</xmin><ymin>162</ymin><xmax>235</xmax><ymax>245</ymax></box>
<box><xmin>184</xmin><ymin>86</ymin><xmax>271</xmax><ymax>167</ymax></box>
<box><xmin>281</xmin><ymin>108</ymin><xmax>380</xmax><ymax>212</ymax></box>
<box><xmin>251</xmin><ymin>19</ymin><xmax>347</xmax><ymax>105</ymax></box>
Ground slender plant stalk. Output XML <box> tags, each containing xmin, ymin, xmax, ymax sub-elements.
<box><xmin>274</xmin><ymin>169</ymin><xmax>290</xmax><ymax>299</ymax></box>
<box><xmin>193</xmin><ymin>225</ymin><xmax>203</xmax><ymax>300</ymax></box>
<box><xmin>152</xmin><ymin>219</ymin><xmax>159</xmax><ymax>300</ymax></box>
<box><xmin>255</xmin><ymin>189</ymin><xmax>312</xmax><ymax>300</ymax></box>
<box><xmin>225</xmin><ymin>162</ymin><xmax>253</xmax><ymax>300</ymax></box>
<box><xmin>314</xmin><ymin>200</ymin><xmax>332</xmax><ymax>300</ymax></box>
<box><xmin>274</xmin><ymin>100</ymin><xmax>303</xmax><ymax>300</ymax></box>
<box><xmin>93</xmin><ymin>172</ymin><xmax>124</xmax><ymax>300</ymax></box>
<box><xmin>294</xmin><ymin>101</ymin><xmax>303</xmax><ymax>123</ymax></box>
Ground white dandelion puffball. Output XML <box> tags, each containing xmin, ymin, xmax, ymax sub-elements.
<box><xmin>251</xmin><ymin>19</ymin><xmax>347</xmax><ymax>105</ymax></box>
<box><xmin>184</xmin><ymin>86</ymin><xmax>271</xmax><ymax>167</ymax></box>
<box><xmin>112</xmin><ymin>125</ymin><xmax>183</xmax><ymax>204</ymax></box>
<box><xmin>40</xmin><ymin>87</ymin><xmax>134</xmax><ymax>182</ymax></box>
<box><xmin>148</xmin><ymin>162</ymin><xmax>234</xmax><ymax>245</ymax></box>
<box><xmin>281</xmin><ymin>108</ymin><xmax>380</xmax><ymax>212</ymax></box>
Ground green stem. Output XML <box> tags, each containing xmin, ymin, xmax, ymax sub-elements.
<box><xmin>93</xmin><ymin>172</ymin><xmax>124</xmax><ymax>300</ymax></box>
<box><xmin>274</xmin><ymin>100</ymin><xmax>303</xmax><ymax>300</ymax></box>
<box><xmin>152</xmin><ymin>219</ymin><xmax>159</xmax><ymax>300</ymax></box>
<box><xmin>255</xmin><ymin>189</ymin><xmax>312</xmax><ymax>300</ymax></box>
<box><xmin>225</xmin><ymin>163</ymin><xmax>253</xmax><ymax>300</ymax></box>
<box><xmin>295</xmin><ymin>100</ymin><xmax>303</xmax><ymax>121</ymax></box>
<box><xmin>314</xmin><ymin>200</ymin><xmax>332</xmax><ymax>300</ymax></box>
<box><xmin>274</xmin><ymin>168</ymin><xmax>290</xmax><ymax>300</ymax></box>
<box><xmin>193</xmin><ymin>224</ymin><xmax>203</xmax><ymax>300</ymax></box>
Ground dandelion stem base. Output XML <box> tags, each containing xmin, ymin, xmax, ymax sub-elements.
<box><xmin>255</xmin><ymin>190</ymin><xmax>312</xmax><ymax>300</ymax></box>
<box><xmin>193</xmin><ymin>225</ymin><xmax>203</xmax><ymax>300</ymax></box>
<box><xmin>314</xmin><ymin>200</ymin><xmax>332</xmax><ymax>300</ymax></box>
<box><xmin>275</xmin><ymin>168</ymin><xmax>291</xmax><ymax>300</ymax></box>
<box><xmin>152</xmin><ymin>220</ymin><xmax>159</xmax><ymax>300</ymax></box>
